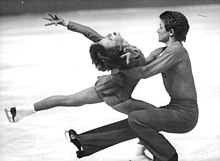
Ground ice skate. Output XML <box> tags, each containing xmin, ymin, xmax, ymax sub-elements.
<box><xmin>4</xmin><ymin>107</ymin><xmax>35</xmax><ymax>123</ymax></box>
<box><xmin>65</xmin><ymin>129</ymin><xmax>85</xmax><ymax>158</ymax></box>
<box><xmin>4</xmin><ymin>107</ymin><xmax>17</xmax><ymax>123</ymax></box>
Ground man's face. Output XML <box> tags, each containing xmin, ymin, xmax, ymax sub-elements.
<box><xmin>157</xmin><ymin>20</ymin><xmax>170</xmax><ymax>43</ymax></box>
<box><xmin>98</xmin><ymin>32</ymin><xmax>124</xmax><ymax>49</ymax></box>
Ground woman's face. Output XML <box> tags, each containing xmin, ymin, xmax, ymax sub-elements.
<box><xmin>98</xmin><ymin>32</ymin><xmax>124</xmax><ymax>49</ymax></box>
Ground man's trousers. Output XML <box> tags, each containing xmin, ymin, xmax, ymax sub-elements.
<box><xmin>78</xmin><ymin>99</ymin><xmax>198</xmax><ymax>161</ymax></box>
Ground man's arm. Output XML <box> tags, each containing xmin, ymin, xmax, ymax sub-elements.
<box><xmin>121</xmin><ymin>46</ymin><xmax>165</xmax><ymax>67</ymax></box>
<box><xmin>144</xmin><ymin>47</ymin><xmax>166</xmax><ymax>64</ymax></box>
<box><xmin>120</xmin><ymin>45</ymin><xmax>183</xmax><ymax>79</ymax></box>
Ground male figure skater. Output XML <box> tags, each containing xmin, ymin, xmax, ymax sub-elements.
<box><xmin>66</xmin><ymin>11</ymin><xmax>199</xmax><ymax>161</ymax></box>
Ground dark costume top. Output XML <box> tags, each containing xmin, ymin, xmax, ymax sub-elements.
<box><xmin>122</xmin><ymin>42</ymin><xmax>197</xmax><ymax>101</ymax></box>
<box><xmin>67</xmin><ymin>21</ymin><xmax>145</xmax><ymax>106</ymax></box>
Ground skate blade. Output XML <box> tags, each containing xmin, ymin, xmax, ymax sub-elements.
<box><xmin>4</xmin><ymin>108</ymin><xmax>14</xmax><ymax>123</ymax></box>
<box><xmin>64</xmin><ymin>130</ymin><xmax>71</xmax><ymax>142</ymax></box>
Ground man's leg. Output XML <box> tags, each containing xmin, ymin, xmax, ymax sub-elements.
<box><xmin>73</xmin><ymin>108</ymin><xmax>180</xmax><ymax>160</ymax></box>
<box><xmin>128</xmin><ymin>108</ymin><xmax>184</xmax><ymax>161</ymax></box>
<box><xmin>77</xmin><ymin>119</ymin><xmax>137</xmax><ymax>157</ymax></box>
<box><xmin>70</xmin><ymin>100</ymin><xmax>157</xmax><ymax>158</ymax></box>
<box><xmin>112</xmin><ymin>98</ymin><xmax>156</xmax><ymax>115</ymax></box>
<box><xmin>5</xmin><ymin>86</ymin><xmax>103</xmax><ymax>122</ymax></box>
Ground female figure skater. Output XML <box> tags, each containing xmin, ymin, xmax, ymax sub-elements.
<box><xmin>5</xmin><ymin>13</ymin><xmax>154</xmax><ymax>160</ymax></box>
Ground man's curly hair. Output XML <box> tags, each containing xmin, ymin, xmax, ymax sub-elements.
<box><xmin>160</xmin><ymin>11</ymin><xmax>189</xmax><ymax>42</ymax></box>
<box><xmin>89</xmin><ymin>43</ymin><xmax>129</xmax><ymax>72</ymax></box>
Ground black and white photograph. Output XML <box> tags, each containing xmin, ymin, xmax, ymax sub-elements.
<box><xmin>0</xmin><ymin>0</ymin><xmax>220</xmax><ymax>161</ymax></box>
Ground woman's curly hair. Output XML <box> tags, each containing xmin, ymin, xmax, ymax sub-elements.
<box><xmin>89</xmin><ymin>43</ymin><xmax>130</xmax><ymax>72</ymax></box>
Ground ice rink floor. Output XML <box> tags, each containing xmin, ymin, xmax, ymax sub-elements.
<box><xmin>0</xmin><ymin>4</ymin><xmax>220</xmax><ymax>161</ymax></box>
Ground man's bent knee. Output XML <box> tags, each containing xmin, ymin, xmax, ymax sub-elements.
<box><xmin>112</xmin><ymin>99</ymin><xmax>134</xmax><ymax>115</ymax></box>
<box><xmin>128</xmin><ymin>111</ymin><xmax>153</xmax><ymax>131</ymax></box>
<box><xmin>128</xmin><ymin>111</ymin><xmax>140</xmax><ymax>128</ymax></box>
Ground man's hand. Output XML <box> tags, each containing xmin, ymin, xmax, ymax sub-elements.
<box><xmin>44</xmin><ymin>13</ymin><xmax>66</xmax><ymax>26</ymax></box>
<box><xmin>121</xmin><ymin>46</ymin><xmax>141</xmax><ymax>65</ymax></box>
<box><xmin>121</xmin><ymin>52</ymin><xmax>132</xmax><ymax>65</ymax></box>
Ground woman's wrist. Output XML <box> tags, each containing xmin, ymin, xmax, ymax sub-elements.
<box><xmin>60</xmin><ymin>19</ymin><xmax>68</xmax><ymax>27</ymax></box>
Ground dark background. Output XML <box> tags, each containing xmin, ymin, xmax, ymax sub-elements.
<box><xmin>0</xmin><ymin>0</ymin><xmax>220</xmax><ymax>15</ymax></box>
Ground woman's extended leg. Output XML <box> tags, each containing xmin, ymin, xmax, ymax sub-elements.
<box><xmin>5</xmin><ymin>86</ymin><xmax>103</xmax><ymax>122</ymax></box>
<box><xmin>34</xmin><ymin>86</ymin><xmax>103</xmax><ymax>111</ymax></box>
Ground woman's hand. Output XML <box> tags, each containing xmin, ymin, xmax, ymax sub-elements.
<box><xmin>44</xmin><ymin>13</ymin><xmax>67</xmax><ymax>27</ymax></box>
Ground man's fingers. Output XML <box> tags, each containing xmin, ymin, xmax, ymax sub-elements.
<box><xmin>120</xmin><ymin>53</ymin><xmax>131</xmax><ymax>64</ymax></box>
<box><xmin>126</xmin><ymin>56</ymin><xmax>130</xmax><ymax>64</ymax></box>
<box><xmin>120</xmin><ymin>54</ymin><xmax>126</xmax><ymax>58</ymax></box>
